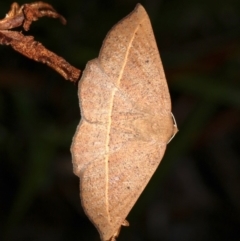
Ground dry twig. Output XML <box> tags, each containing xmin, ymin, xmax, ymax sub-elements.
<box><xmin>0</xmin><ymin>2</ymin><xmax>80</xmax><ymax>82</ymax></box>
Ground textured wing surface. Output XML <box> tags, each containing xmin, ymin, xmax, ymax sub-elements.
<box><xmin>71</xmin><ymin>4</ymin><xmax>174</xmax><ymax>241</ymax></box>
<box><xmin>71</xmin><ymin>60</ymin><xmax>114</xmax><ymax>237</ymax></box>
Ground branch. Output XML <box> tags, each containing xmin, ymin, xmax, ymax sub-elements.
<box><xmin>0</xmin><ymin>2</ymin><xmax>80</xmax><ymax>83</ymax></box>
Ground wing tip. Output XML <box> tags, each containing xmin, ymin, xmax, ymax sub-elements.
<box><xmin>98</xmin><ymin>3</ymin><xmax>150</xmax><ymax>72</ymax></box>
<box><xmin>134</xmin><ymin>3</ymin><xmax>146</xmax><ymax>13</ymax></box>
<box><xmin>130</xmin><ymin>3</ymin><xmax>148</xmax><ymax>21</ymax></box>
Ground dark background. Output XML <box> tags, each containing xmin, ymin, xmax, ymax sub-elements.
<box><xmin>1</xmin><ymin>0</ymin><xmax>240</xmax><ymax>241</ymax></box>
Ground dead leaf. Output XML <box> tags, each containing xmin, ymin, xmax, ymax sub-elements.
<box><xmin>71</xmin><ymin>4</ymin><xmax>178</xmax><ymax>241</ymax></box>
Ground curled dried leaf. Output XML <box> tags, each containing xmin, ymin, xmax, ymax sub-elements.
<box><xmin>22</xmin><ymin>1</ymin><xmax>66</xmax><ymax>31</ymax></box>
<box><xmin>0</xmin><ymin>1</ymin><xmax>66</xmax><ymax>31</ymax></box>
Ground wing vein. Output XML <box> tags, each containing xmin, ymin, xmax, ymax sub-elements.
<box><xmin>105</xmin><ymin>19</ymin><xmax>145</xmax><ymax>223</ymax></box>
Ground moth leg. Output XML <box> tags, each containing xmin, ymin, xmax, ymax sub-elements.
<box><xmin>109</xmin><ymin>220</ymin><xmax>130</xmax><ymax>241</ymax></box>
<box><xmin>168</xmin><ymin>112</ymin><xmax>178</xmax><ymax>143</ymax></box>
<box><xmin>122</xmin><ymin>220</ymin><xmax>129</xmax><ymax>226</ymax></box>
<box><xmin>109</xmin><ymin>236</ymin><xmax>117</xmax><ymax>241</ymax></box>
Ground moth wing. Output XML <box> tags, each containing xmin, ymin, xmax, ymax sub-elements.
<box><xmin>71</xmin><ymin>4</ymin><xmax>174</xmax><ymax>241</ymax></box>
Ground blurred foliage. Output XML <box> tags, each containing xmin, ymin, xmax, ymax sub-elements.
<box><xmin>0</xmin><ymin>0</ymin><xmax>240</xmax><ymax>241</ymax></box>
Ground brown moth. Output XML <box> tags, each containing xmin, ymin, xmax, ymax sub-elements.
<box><xmin>71</xmin><ymin>3</ymin><xmax>178</xmax><ymax>241</ymax></box>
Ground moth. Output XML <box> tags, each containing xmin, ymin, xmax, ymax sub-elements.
<box><xmin>71</xmin><ymin>4</ymin><xmax>177</xmax><ymax>241</ymax></box>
